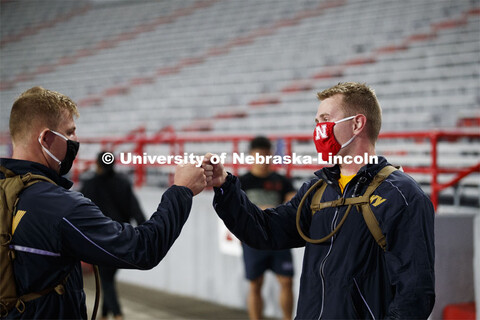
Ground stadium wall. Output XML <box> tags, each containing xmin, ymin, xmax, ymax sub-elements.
<box><xmin>116</xmin><ymin>187</ymin><xmax>478</xmax><ymax>319</ymax></box>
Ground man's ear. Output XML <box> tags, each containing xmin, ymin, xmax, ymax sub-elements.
<box><xmin>38</xmin><ymin>129</ymin><xmax>55</xmax><ymax>148</ymax></box>
<box><xmin>352</xmin><ymin>114</ymin><xmax>367</xmax><ymax>135</ymax></box>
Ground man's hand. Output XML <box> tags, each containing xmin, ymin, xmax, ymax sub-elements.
<box><xmin>202</xmin><ymin>153</ymin><xmax>228</xmax><ymax>187</ymax></box>
<box><xmin>174</xmin><ymin>163</ymin><xmax>206</xmax><ymax>196</ymax></box>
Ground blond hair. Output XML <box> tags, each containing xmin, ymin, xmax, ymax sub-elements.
<box><xmin>317</xmin><ymin>82</ymin><xmax>382</xmax><ymax>143</ymax></box>
<box><xmin>9</xmin><ymin>86</ymin><xmax>79</xmax><ymax>142</ymax></box>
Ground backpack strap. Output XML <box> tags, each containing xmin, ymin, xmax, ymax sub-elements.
<box><xmin>297</xmin><ymin>179</ymin><xmax>355</xmax><ymax>244</ymax></box>
<box><xmin>357</xmin><ymin>165</ymin><xmax>398</xmax><ymax>251</ymax></box>
<box><xmin>0</xmin><ymin>165</ymin><xmax>56</xmax><ymax>183</ymax></box>
<box><xmin>1</xmin><ymin>166</ymin><xmax>24</xmax><ymax>316</ymax></box>
<box><xmin>362</xmin><ymin>165</ymin><xmax>398</xmax><ymax>199</ymax></box>
<box><xmin>0</xmin><ymin>165</ymin><xmax>56</xmax><ymax>218</ymax></box>
<box><xmin>12</xmin><ymin>172</ymin><xmax>56</xmax><ymax>235</ymax></box>
<box><xmin>0</xmin><ymin>165</ymin><xmax>101</xmax><ymax>320</ymax></box>
<box><xmin>296</xmin><ymin>165</ymin><xmax>398</xmax><ymax>249</ymax></box>
<box><xmin>14</xmin><ymin>273</ymin><xmax>70</xmax><ymax>314</ymax></box>
<box><xmin>22</xmin><ymin>173</ymin><xmax>56</xmax><ymax>187</ymax></box>
<box><xmin>309</xmin><ymin>181</ymin><xmax>327</xmax><ymax>213</ymax></box>
<box><xmin>0</xmin><ymin>166</ymin><xmax>14</xmax><ymax>178</ymax></box>
<box><xmin>0</xmin><ymin>166</ymin><xmax>59</xmax><ymax>316</ymax></box>
<box><xmin>315</xmin><ymin>195</ymin><xmax>370</xmax><ymax>209</ymax></box>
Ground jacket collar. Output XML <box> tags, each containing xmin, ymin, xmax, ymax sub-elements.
<box><xmin>314</xmin><ymin>156</ymin><xmax>390</xmax><ymax>196</ymax></box>
<box><xmin>0</xmin><ymin>158</ymin><xmax>73</xmax><ymax>189</ymax></box>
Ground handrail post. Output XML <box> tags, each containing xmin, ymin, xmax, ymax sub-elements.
<box><xmin>232</xmin><ymin>138</ymin><xmax>239</xmax><ymax>176</ymax></box>
<box><xmin>430</xmin><ymin>132</ymin><xmax>439</xmax><ymax>210</ymax></box>
<box><xmin>168</xmin><ymin>137</ymin><xmax>183</xmax><ymax>186</ymax></box>
<box><xmin>134</xmin><ymin>141</ymin><xmax>145</xmax><ymax>187</ymax></box>
<box><xmin>169</xmin><ymin>138</ymin><xmax>176</xmax><ymax>186</ymax></box>
<box><xmin>285</xmin><ymin>137</ymin><xmax>293</xmax><ymax>178</ymax></box>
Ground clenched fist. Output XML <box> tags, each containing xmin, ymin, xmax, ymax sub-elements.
<box><xmin>202</xmin><ymin>153</ymin><xmax>228</xmax><ymax>188</ymax></box>
<box><xmin>174</xmin><ymin>163</ymin><xmax>207</xmax><ymax>196</ymax></box>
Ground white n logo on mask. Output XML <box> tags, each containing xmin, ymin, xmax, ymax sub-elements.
<box><xmin>315</xmin><ymin>124</ymin><xmax>328</xmax><ymax>140</ymax></box>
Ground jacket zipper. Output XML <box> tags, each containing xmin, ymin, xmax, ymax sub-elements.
<box><xmin>353</xmin><ymin>277</ymin><xmax>376</xmax><ymax>319</ymax></box>
<box><xmin>317</xmin><ymin>182</ymin><xmax>354</xmax><ymax>320</ymax></box>
<box><xmin>317</xmin><ymin>206</ymin><xmax>339</xmax><ymax>320</ymax></box>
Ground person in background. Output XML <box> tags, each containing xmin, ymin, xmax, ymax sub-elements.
<box><xmin>81</xmin><ymin>152</ymin><xmax>147</xmax><ymax>320</ymax></box>
<box><xmin>239</xmin><ymin>136</ymin><xmax>296</xmax><ymax>320</ymax></box>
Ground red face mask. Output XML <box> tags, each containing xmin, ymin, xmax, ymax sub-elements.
<box><xmin>313</xmin><ymin>116</ymin><xmax>356</xmax><ymax>161</ymax></box>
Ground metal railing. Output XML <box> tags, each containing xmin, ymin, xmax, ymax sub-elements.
<box><xmin>71</xmin><ymin>130</ymin><xmax>480</xmax><ymax>210</ymax></box>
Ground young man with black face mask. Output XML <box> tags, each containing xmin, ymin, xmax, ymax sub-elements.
<box><xmin>202</xmin><ymin>82</ymin><xmax>435</xmax><ymax>319</ymax></box>
<box><xmin>0</xmin><ymin>86</ymin><xmax>207</xmax><ymax>319</ymax></box>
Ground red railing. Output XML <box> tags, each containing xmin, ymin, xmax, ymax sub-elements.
<box><xmin>71</xmin><ymin>130</ymin><xmax>480</xmax><ymax>210</ymax></box>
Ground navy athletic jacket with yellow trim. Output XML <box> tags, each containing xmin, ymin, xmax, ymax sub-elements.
<box><xmin>0</xmin><ymin>158</ymin><xmax>193</xmax><ymax>319</ymax></box>
<box><xmin>214</xmin><ymin>156</ymin><xmax>435</xmax><ymax>319</ymax></box>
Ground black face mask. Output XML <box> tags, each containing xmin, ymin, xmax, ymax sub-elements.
<box><xmin>60</xmin><ymin>139</ymin><xmax>80</xmax><ymax>175</ymax></box>
<box><xmin>38</xmin><ymin>130</ymin><xmax>80</xmax><ymax>176</ymax></box>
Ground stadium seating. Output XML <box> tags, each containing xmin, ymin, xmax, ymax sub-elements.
<box><xmin>1</xmin><ymin>0</ymin><xmax>478</xmax><ymax>206</ymax></box>
<box><xmin>0</xmin><ymin>0</ymin><xmax>90</xmax><ymax>46</ymax></box>
<box><xmin>1</xmin><ymin>0</ymin><xmax>477</xmax><ymax>135</ymax></box>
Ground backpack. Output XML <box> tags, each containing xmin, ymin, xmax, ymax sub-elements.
<box><xmin>0</xmin><ymin>166</ymin><xmax>100</xmax><ymax>319</ymax></box>
<box><xmin>296</xmin><ymin>165</ymin><xmax>398</xmax><ymax>251</ymax></box>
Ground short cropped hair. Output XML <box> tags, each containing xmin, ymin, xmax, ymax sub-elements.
<box><xmin>9</xmin><ymin>86</ymin><xmax>79</xmax><ymax>142</ymax></box>
<box><xmin>317</xmin><ymin>82</ymin><xmax>382</xmax><ymax>143</ymax></box>
<box><xmin>249</xmin><ymin>136</ymin><xmax>272</xmax><ymax>151</ymax></box>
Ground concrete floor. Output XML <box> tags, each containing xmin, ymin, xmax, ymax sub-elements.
<box><xmin>83</xmin><ymin>273</ymin><xmax>252</xmax><ymax>320</ymax></box>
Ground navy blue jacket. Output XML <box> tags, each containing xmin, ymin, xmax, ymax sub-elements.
<box><xmin>1</xmin><ymin>158</ymin><xmax>193</xmax><ymax>319</ymax></box>
<box><xmin>214</xmin><ymin>156</ymin><xmax>435</xmax><ymax>319</ymax></box>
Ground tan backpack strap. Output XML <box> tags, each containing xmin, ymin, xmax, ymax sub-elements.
<box><xmin>21</xmin><ymin>173</ymin><xmax>56</xmax><ymax>187</ymax></box>
<box><xmin>297</xmin><ymin>165</ymin><xmax>398</xmax><ymax>248</ymax></box>
<box><xmin>359</xmin><ymin>165</ymin><xmax>398</xmax><ymax>251</ymax></box>
<box><xmin>0</xmin><ymin>166</ymin><xmax>15</xmax><ymax>178</ymax></box>
<box><xmin>0</xmin><ymin>166</ymin><xmax>56</xmax><ymax>188</ymax></box>
<box><xmin>0</xmin><ymin>166</ymin><xmax>58</xmax><ymax>316</ymax></box>
<box><xmin>16</xmin><ymin>273</ymin><xmax>70</xmax><ymax>313</ymax></box>
<box><xmin>309</xmin><ymin>181</ymin><xmax>327</xmax><ymax>213</ymax></box>
<box><xmin>362</xmin><ymin>165</ymin><xmax>398</xmax><ymax>199</ymax></box>
<box><xmin>297</xmin><ymin>180</ymin><xmax>323</xmax><ymax>243</ymax></box>
<box><xmin>11</xmin><ymin>174</ymin><xmax>57</xmax><ymax>235</ymax></box>
<box><xmin>359</xmin><ymin>203</ymin><xmax>387</xmax><ymax>251</ymax></box>
<box><xmin>297</xmin><ymin>179</ymin><xmax>354</xmax><ymax>244</ymax></box>
<box><xmin>317</xmin><ymin>195</ymin><xmax>371</xmax><ymax>209</ymax></box>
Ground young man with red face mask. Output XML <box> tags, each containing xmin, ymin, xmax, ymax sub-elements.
<box><xmin>203</xmin><ymin>82</ymin><xmax>435</xmax><ymax>319</ymax></box>
<box><xmin>0</xmin><ymin>86</ymin><xmax>207</xmax><ymax>319</ymax></box>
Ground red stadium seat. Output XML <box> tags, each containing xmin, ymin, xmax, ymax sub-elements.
<box><xmin>443</xmin><ymin>302</ymin><xmax>476</xmax><ymax>320</ymax></box>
